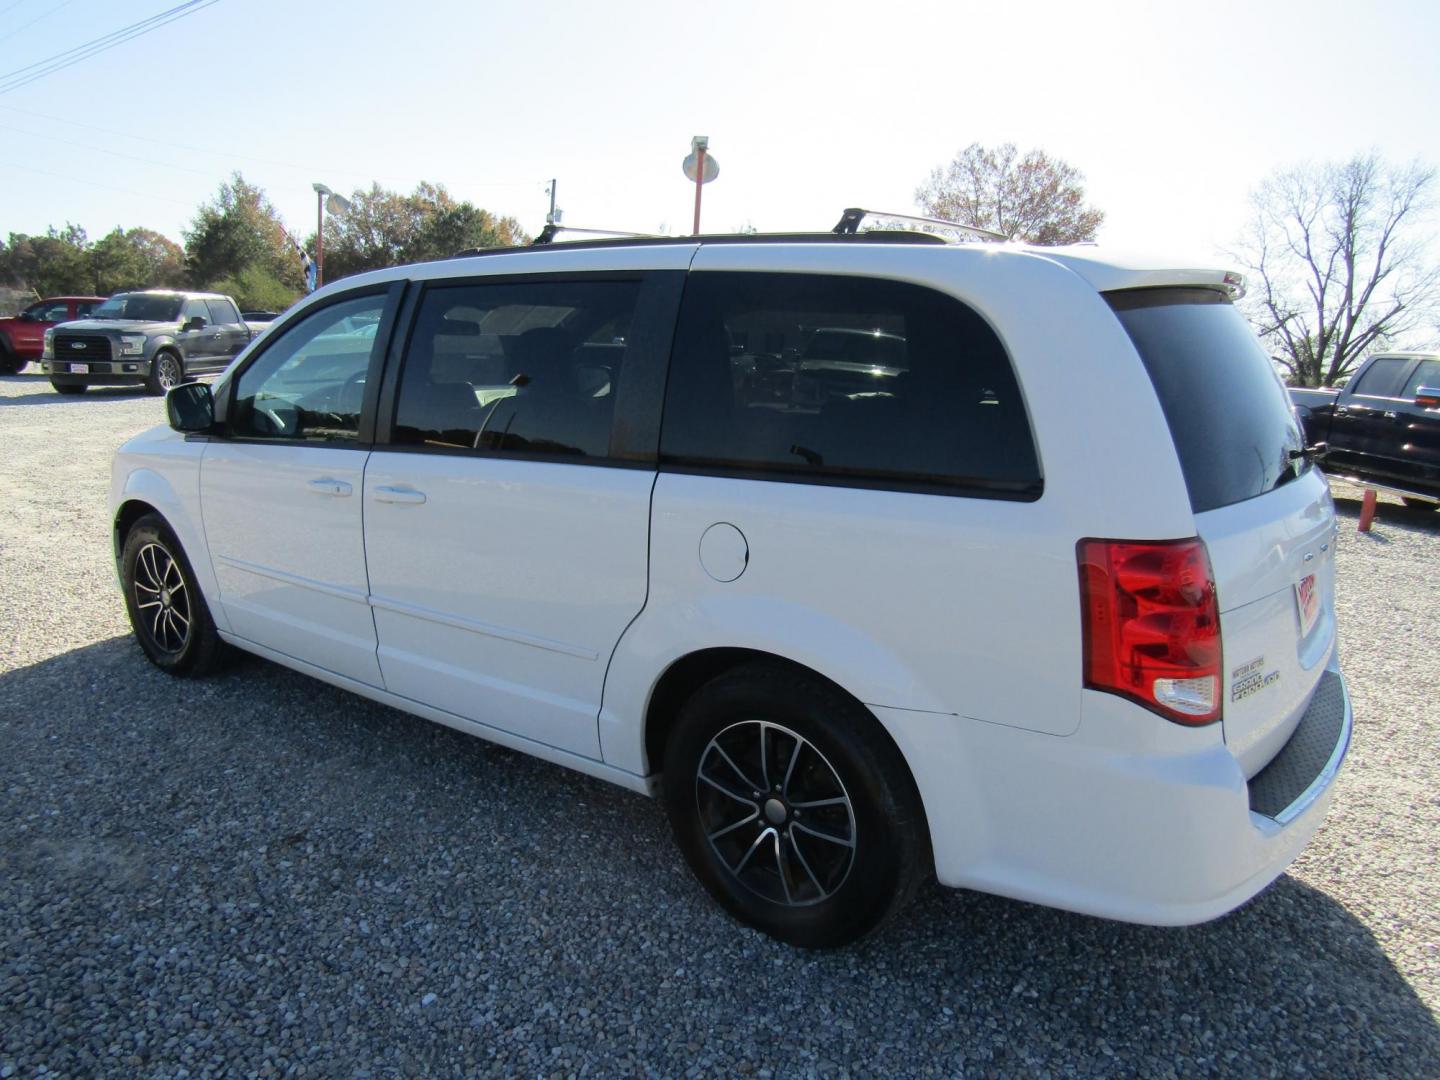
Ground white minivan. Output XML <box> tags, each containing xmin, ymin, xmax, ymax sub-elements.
<box><xmin>111</xmin><ymin>226</ymin><xmax>1351</xmax><ymax>947</ymax></box>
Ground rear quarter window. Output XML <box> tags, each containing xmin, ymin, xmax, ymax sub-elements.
<box><xmin>1108</xmin><ymin>288</ymin><xmax>1306</xmax><ymax>514</ymax></box>
<box><xmin>660</xmin><ymin>272</ymin><xmax>1041</xmax><ymax>498</ymax></box>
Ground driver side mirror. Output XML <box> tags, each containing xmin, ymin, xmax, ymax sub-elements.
<box><xmin>167</xmin><ymin>381</ymin><xmax>215</xmax><ymax>433</ymax></box>
<box><xmin>182</xmin><ymin>315</ymin><xmax>207</xmax><ymax>332</ymax></box>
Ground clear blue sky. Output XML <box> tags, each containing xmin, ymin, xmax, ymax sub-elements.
<box><xmin>2</xmin><ymin>0</ymin><xmax>1438</xmax><ymax>260</ymax></box>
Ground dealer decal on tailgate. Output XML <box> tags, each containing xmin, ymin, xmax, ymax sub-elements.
<box><xmin>1231</xmin><ymin>656</ymin><xmax>1280</xmax><ymax>703</ymax></box>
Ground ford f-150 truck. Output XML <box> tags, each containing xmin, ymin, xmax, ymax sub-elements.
<box><xmin>1290</xmin><ymin>351</ymin><xmax>1440</xmax><ymax>509</ymax></box>
<box><xmin>0</xmin><ymin>295</ymin><xmax>105</xmax><ymax>373</ymax></box>
<box><xmin>42</xmin><ymin>290</ymin><xmax>256</xmax><ymax>396</ymax></box>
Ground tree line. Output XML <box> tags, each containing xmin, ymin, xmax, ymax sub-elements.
<box><xmin>0</xmin><ymin>172</ymin><xmax>527</xmax><ymax>312</ymax></box>
<box><xmin>3</xmin><ymin>148</ymin><xmax>1434</xmax><ymax>386</ymax></box>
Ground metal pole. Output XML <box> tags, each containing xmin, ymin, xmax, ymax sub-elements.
<box><xmin>316</xmin><ymin>189</ymin><xmax>325</xmax><ymax>289</ymax></box>
<box><xmin>548</xmin><ymin>179</ymin><xmax>557</xmax><ymax>224</ymax></box>
<box><xmin>692</xmin><ymin>147</ymin><xmax>706</xmax><ymax>235</ymax></box>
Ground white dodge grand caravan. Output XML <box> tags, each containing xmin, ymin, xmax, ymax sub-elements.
<box><xmin>111</xmin><ymin>224</ymin><xmax>1351</xmax><ymax>947</ymax></box>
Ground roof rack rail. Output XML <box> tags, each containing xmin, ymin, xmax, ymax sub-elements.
<box><xmin>531</xmin><ymin>224</ymin><xmax>659</xmax><ymax>246</ymax></box>
<box><xmin>832</xmin><ymin>207</ymin><xmax>1006</xmax><ymax>242</ymax></box>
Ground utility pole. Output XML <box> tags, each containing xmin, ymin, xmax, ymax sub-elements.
<box><xmin>546</xmin><ymin>179</ymin><xmax>558</xmax><ymax>224</ymax></box>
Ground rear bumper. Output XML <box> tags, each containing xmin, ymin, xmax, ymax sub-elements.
<box><xmin>872</xmin><ymin>656</ymin><xmax>1351</xmax><ymax>926</ymax></box>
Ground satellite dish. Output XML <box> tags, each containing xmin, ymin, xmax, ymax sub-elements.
<box><xmin>326</xmin><ymin>193</ymin><xmax>352</xmax><ymax>215</ymax></box>
<box><xmin>682</xmin><ymin>152</ymin><xmax>719</xmax><ymax>184</ymax></box>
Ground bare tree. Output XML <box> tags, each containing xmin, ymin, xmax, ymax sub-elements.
<box><xmin>1231</xmin><ymin>153</ymin><xmax>1438</xmax><ymax>387</ymax></box>
<box><xmin>916</xmin><ymin>142</ymin><xmax>1104</xmax><ymax>244</ymax></box>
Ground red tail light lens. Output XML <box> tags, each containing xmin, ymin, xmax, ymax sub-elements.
<box><xmin>1077</xmin><ymin>537</ymin><xmax>1221</xmax><ymax>725</ymax></box>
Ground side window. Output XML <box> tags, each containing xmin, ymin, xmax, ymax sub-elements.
<box><xmin>391</xmin><ymin>279</ymin><xmax>641</xmax><ymax>459</ymax></box>
<box><xmin>230</xmin><ymin>294</ymin><xmax>386</xmax><ymax>442</ymax></box>
<box><xmin>659</xmin><ymin>272</ymin><xmax>1041</xmax><ymax>496</ymax></box>
<box><xmin>182</xmin><ymin>298</ymin><xmax>209</xmax><ymax>327</ymax></box>
<box><xmin>35</xmin><ymin>301</ymin><xmax>70</xmax><ymax>320</ymax></box>
<box><xmin>206</xmin><ymin>299</ymin><xmax>239</xmax><ymax>326</ymax></box>
<box><xmin>74</xmin><ymin>302</ymin><xmax>98</xmax><ymax>317</ymax></box>
<box><xmin>1350</xmin><ymin>356</ymin><xmax>1413</xmax><ymax>399</ymax></box>
<box><xmin>1401</xmin><ymin>358</ymin><xmax>1440</xmax><ymax>398</ymax></box>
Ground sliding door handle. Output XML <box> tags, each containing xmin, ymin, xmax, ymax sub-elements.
<box><xmin>373</xmin><ymin>485</ymin><xmax>427</xmax><ymax>505</ymax></box>
<box><xmin>306</xmin><ymin>478</ymin><xmax>352</xmax><ymax>496</ymax></box>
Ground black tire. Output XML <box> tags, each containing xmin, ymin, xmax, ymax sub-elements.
<box><xmin>663</xmin><ymin>661</ymin><xmax>930</xmax><ymax>948</ymax></box>
<box><xmin>1401</xmin><ymin>497</ymin><xmax>1439</xmax><ymax>512</ymax></box>
<box><xmin>51</xmin><ymin>380</ymin><xmax>87</xmax><ymax>395</ymax></box>
<box><xmin>120</xmin><ymin>514</ymin><xmax>227</xmax><ymax>676</ymax></box>
<box><xmin>0</xmin><ymin>346</ymin><xmax>21</xmax><ymax>374</ymax></box>
<box><xmin>146</xmin><ymin>350</ymin><xmax>184</xmax><ymax>396</ymax></box>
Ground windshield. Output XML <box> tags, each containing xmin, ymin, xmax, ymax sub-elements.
<box><xmin>94</xmin><ymin>294</ymin><xmax>184</xmax><ymax>322</ymax></box>
<box><xmin>1108</xmin><ymin>287</ymin><xmax>1306</xmax><ymax>513</ymax></box>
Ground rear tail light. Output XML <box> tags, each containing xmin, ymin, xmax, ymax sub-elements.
<box><xmin>1077</xmin><ymin>537</ymin><xmax>1221</xmax><ymax>725</ymax></box>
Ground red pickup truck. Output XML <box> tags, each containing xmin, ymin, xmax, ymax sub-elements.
<box><xmin>0</xmin><ymin>296</ymin><xmax>106</xmax><ymax>373</ymax></box>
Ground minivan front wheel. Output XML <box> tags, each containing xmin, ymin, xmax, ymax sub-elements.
<box><xmin>663</xmin><ymin>662</ymin><xmax>929</xmax><ymax>948</ymax></box>
<box><xmin>121</xmin><ymin>514</ymin><xmax>225</xmax><ymax>675</ymax></box>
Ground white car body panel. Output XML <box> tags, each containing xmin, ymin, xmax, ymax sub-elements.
<box><xmin>109</xmin><ymin>237</ymin><xmax>1352</xmax><ymax>929</ymax></box>
<box><xmin>200</xmin><ymin>442</ymin><xmax>382</xmax><ymax>687</ymax></box>
<box><xmin>362</xmin><ymin>454</ymin><xmax>654</xmax><ymax>759</ymax></box>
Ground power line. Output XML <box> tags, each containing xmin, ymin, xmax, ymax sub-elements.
<box><xmin>0</xmin><ymin>0</ymin><xmax>220</xmax><ymax>95</ymax></box>
<box><xmin>0</xmin><ymin>1</ymin><xmax>32</xmax><ymax>18</ymax></box>
<box><xmin>0</xmin><ymin>160</ymin><xmax>196</xmax><ymax>209</ymax></box>
<box><xmin>0</xmin><ymin>0</ymin><xmax>78</xmax><ymax>47</ymax></box>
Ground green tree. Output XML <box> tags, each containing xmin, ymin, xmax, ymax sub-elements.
<box><xmin>317</xmin><ymin>182</ymin><xmax>528</xmax><ymax>281</ymax></box>
<box><xmin>1230</xmin><ymin>153</ymin><xmax>1439</xmax><ymax>387</ymax></box>
<box><xmin>184</xmin><ymin>173</ymin><xmax>305</xmax><ymax>298</ymax></box>
<box><xmin>0</xmin><ymin>224</ymin><xmax>93</xmax><ymax>295</ymax></box>
<box><xmin>916</xmin><ymin>142</ymin><xmax>1104</xmax><ymax>244</ymax></box>
<box><xmin>89</xmin><ymin>227</ymin><xmax>186</xmax><ymax>294</ymax></box>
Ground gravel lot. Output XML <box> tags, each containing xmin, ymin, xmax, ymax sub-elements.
<box><xmin>2</xmin><ymin>370</ymin><xmax>1438</xmax><ymax>1078</ymax></box>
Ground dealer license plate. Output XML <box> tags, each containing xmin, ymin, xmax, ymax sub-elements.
<box><xmin>69</xmin><ymin>363</ymin><xmax>89</xmax><ymax>374</ymax></box>
<box><xmin>1295</xmin><ymin>573</ymin><xmax>1319</xmax><ymax>638</ymax></box>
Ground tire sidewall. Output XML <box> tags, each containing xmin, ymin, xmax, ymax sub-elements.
<box><xmin>664</xmin><ymin>671</ymin><xmax>916</xmax><ymax>948</ymax></box>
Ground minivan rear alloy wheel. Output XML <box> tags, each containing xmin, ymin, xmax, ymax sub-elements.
<box><xmin>121</xmin><ymin>514</ymin><xmax>226</xmax><ymax>675</ymax></box>
<box><xmin>147</xmin><ymin>351</ymin><xmax>183</xmax><ymax>396</ymax></box>
<box><xmin>663</xmin><ymin>661</ymin><xmax>929</xmax><ymax>948</ymax></box>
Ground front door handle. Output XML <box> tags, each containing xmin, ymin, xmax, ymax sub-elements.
<box><xmin>307</xmin><ymin>478</ymin><xmax>352</xmax><ymax>497</ymax></box>
<box><xmin>373</xmin><ymin>484</ymin><xmax>427</xmax><ymax>505</ymax></box>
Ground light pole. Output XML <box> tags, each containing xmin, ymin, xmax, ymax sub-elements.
<box><xmin>312</xmin><ymin>182</ymin><xmax>332</xmax><ymax>289</ymax></box>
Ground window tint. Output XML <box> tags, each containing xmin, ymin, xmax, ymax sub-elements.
<box><xmin>75</xmin><ymin>302</ymin><xmax>98</xmax><ymax>317</ymax></box>
<box><xmin>1401</xmin><ymin>358</ymin><xmax>1440</xmax><ymax>398</ymax></box>
<box><xmin>391</xmin><ymin>280</ymin><xmax>641</xmax><ymax>459</ymax></box>
<box><xmin>1350</xmin><ymin>356</ymin><xmax>1414</xmax><ymax>399</ymax></box>
<box><xmin>1108</xmin><ymin>288</ymin><xmax>1305</xmax><ymax>514</ymax></box>
<box><xmin>182</xmin><ymin>298</ymin><xmax>209</xmax><ymax>326</ymax></box>
<box><xmin>658</xmin><ymin>272</ymin><xmax>1040</xmax><ymax>496</ymax></box>
<box><xmin>230</xmin><ymin>294</ymin><xmax>386</xmax><ymax>442</ymax></box>
<box><xmin>205</xmin><ymin>299</ymin><xmax>239</xmax><ymax>326</ymax></box>
<box><xmin>33</xmin><ymin>301</ymin><xmax>70</xmax><ymax>321</ymax></box>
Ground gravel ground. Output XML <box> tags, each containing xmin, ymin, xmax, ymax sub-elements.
<box><xmin>2</xmin><ymin>370</ymin><xmax>1438</xmax><ymax>1079</ymax></box>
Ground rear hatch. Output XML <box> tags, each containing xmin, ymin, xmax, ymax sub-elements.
<box><xmin>1109</xmin><ymin>288</ymin><xmax>1337</xmax><ymax>777</ymax></box>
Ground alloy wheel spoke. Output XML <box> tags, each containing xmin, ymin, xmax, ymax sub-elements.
<box><xmin>699</xmin><ymin>770</ymin><xmax>757</xmax><ymax>807</ymax></box>
<box><xmin>789</xmin><ymin>795</ymin><xmax>850</xmax><ymax>810</ymax></box>
<box><xmin>781</xmin><ymin>739</ymin><xmax>802</xmax><ymax>798</ymax></box>
<box><xmin>707</xmin><ymin>809</ymin><xmax>759</xmax><ymax>843</ymax></box>
<box><xmin>758</xmin><ymin>724</ymin><xmax>771</xmax><ymax>791</ymax></box>
<box><xmin>136</xmin><ymin>600</ymin><xmax>162</xmax><ymax>611</ymax></box>
<box><xmin>731</xmin><ymin>827</ymin><xmax>773</xmax><ymax>876</ymax></box>
<box><xmin>773</xmin><ymin>831</ymin><xmax>793</xmax><ymax>904</ymax></box>
<box><xmin>792</xmin><ymin>821</ymin><xmax>854</xmax><ymax>849</ymax></box>
<box><xmin>788</xmin><ymin>830</ymin><xmax>827</xmax><ymax>898</ymax></box>
<box><xmin>713</xmin><ymin>743</ymin><xmax>761</xmax><ymax>795</ymax></box>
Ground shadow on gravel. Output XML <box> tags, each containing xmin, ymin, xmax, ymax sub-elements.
<box><xmin>2</xmin><ymin>636</ymin><xmax>1436</xmax><ymax>1077</ymax></box>
<box><xmin>0</xmin><ymin>373</ymin><xmax>152</xmax><ymax>407</ymax></box>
